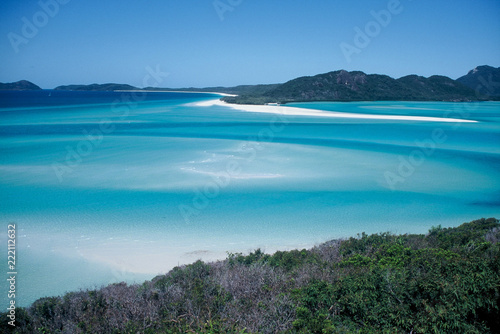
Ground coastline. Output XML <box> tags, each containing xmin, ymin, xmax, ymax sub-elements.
<box><xmin>194</xmin><ymin>98</ymin><xmax>478</xmax><ymax>123</ymax></box>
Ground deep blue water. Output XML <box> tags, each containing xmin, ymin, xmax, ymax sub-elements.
<box><xmin>0</xmin><ymin>90</ymin><xmax>210</xmax><ymax>108</ymax></box>
<box><xmin>1</xmin><ymin>91</ymin><xmax>499</xmax><ymax>306</ymax></box>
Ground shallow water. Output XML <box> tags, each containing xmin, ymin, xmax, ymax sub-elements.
<box><xmin>1</xmin><ymin>91</ymin><xmax>499</xmax><ymax>306</ymax></box>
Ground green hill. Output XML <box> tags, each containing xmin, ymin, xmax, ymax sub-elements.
<box><xmin>457</xmin><ymin>65</ymin><xmax>500</xmax><ymax>97</ymax></box>
<box><xmin>0</xmin><ymin>80</ymin><xmax>41</xmax><ymax>90</ymax></box>
<box><xmin>3</xmin><ymin>218</ymin><xmax>499</xmax><ymax>333</ymax></box>
<box><xmin>222</xmin><ymin>70</ymin><xmax>483</xmax><ymax>104</ymax></box>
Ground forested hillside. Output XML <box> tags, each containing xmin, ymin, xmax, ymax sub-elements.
<box><xmin>457</xmin><ymin>65</ymin><xmax>500</xmax><ymax>97</ymax></box>
<box><xmin>222</xmin><ymin>70</ymin><xmax>485</xmax><ymax>105</ymax></box>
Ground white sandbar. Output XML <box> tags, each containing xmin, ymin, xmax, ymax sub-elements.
<box><xmin>194</xmin><ymin>98</ymin><xmax>477</xmax><ymax>123</ymax></box>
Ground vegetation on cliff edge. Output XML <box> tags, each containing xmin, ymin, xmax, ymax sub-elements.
<box><xmin>2</xmin><ymin>218</ymin><xmax>499</xmax><ymax>333</ymax></box>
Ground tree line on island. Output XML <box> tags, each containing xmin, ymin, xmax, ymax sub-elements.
<box><xmin>222</xmin><ymin>66</ymin><xmax>500</xmax><ymax>104</ymax></box>
<box><xmin>2</xmin><ymin>218</ymin><xmax>499</xmax><ymax>333</ymax></box>
<box><xmin>2</xmin><ymin>65</ymin><xmax>499</xmax><ymax>104</ymax></box>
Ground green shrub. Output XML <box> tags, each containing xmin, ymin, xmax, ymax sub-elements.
<box><xmin>5</xmin><ymin>218</ymin><xmax>498</xmax><ymax>333</ymax></box>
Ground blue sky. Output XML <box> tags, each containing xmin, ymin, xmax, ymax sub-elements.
<box><xmin>1</xmin><ymin>0</ymin><xmax>499</xmax><ymax>88</ymax></box>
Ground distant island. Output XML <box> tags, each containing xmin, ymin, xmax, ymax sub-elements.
<box><xmin>0</xmin><ymin>80</ymin><xmax>41</xmax><ymax>91</ymax></box>
<box><xmin>54</xmin><ymin>83</ymin><xmax>138</xmax><ymax>91</ymax></box>
<box><xmin>2</xmin><ymin>65</ymin><xmax>499</xmax><ymax>104</ymax></box>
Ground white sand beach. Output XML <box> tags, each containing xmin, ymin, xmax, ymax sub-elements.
<box><xmin>194</xmin><ymin>98</ymin><xmax>477</xmax><ymax>123</ymax></box>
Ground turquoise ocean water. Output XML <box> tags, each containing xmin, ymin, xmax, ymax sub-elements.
<box><xmin>1</xmin><ymin>91</ymin><xmax>499</xmax><ymax>306</ymax></box>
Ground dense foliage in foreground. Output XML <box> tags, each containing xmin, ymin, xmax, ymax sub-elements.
<box><xmin>3</xmin><ymin>218</ymin><xmax>499</xmax><ymax>333</ymax></box>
